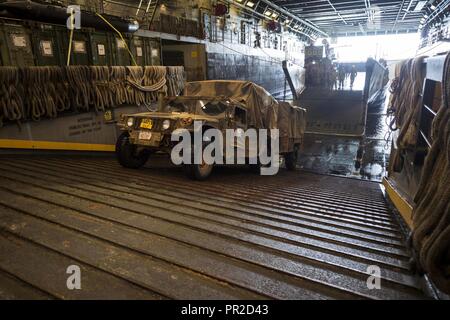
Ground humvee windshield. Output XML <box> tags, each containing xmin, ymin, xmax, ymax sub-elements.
<box><xmin>200</xmin><ymin>101</ymin><xmax>228</xmax><ymax>116</ymax></box>
<box><xmin>167</xmin><ymin>101</ymin><xmax>189</xmax><ymax>112</ymax></box>
<box><xmin>166</xmin><ymin>98</ymin><xmax>231</xmax><ymax>116</ymax></box>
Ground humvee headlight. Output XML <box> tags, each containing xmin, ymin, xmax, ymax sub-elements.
<box><xmin>162</xmin><ymin>119</ymin><xmax>171</xmax><ymax>130</ymax></box>
<box><xmin>180</xmin><ymin>117</ymin><xmax>193</xmax><ymax>126</ymax></box>
<box><xmin>127</xmin><ymin>117</ymin><xmax>135</xmax><ymax>127</ymax></box>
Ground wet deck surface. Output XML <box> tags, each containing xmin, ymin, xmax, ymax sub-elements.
<box><xmin>0</xmin><ymin>156</ymin><xmax>427</xmax><ymax>299</ymax></box>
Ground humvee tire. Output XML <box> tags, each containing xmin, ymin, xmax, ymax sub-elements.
<box><xmin>183</xmin><ymin>142</ymin><xmax>214</xmax><ymax>180</ymax></box>
<box><xmin>183</xmin><ymin>162</ymin><xmax>214</xmax><ymax>181</ymax></box>
<box><xmin>285</xmin><ymin>145</ymin><xmax>299</xmax><ymax>171</ymax></box>
<box><xmin>116</xmin><ymin>132</ymin><xmax>149</xmax><ymax>169</ymax></box>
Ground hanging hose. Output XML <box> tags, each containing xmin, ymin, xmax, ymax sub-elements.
<box><xmin>166</xmin><ymin>66</ymin><xmax>186</xmax><ymax>96</ymax></box>
<box><xmin>22</xmin><ymin>66</ymin><xmax>68</xmax><ymax>121</ymax></box>
<box><xmin>110</xmin><ymin>66</ymin><xmax>128</xmax><ymax>106</ymax></box>
<box><xmin>65</xmin><ymin>66</ymin><xmax>91</xmax><ymax>112</ymax></box>
<box><xmin>67</xmin><ymin>26</ymin><xmax>74</xmax><ymax>66</ymax></box>
<box><xmin>0</xmin><ymin>65</ymin><xmax>185</xmax><ymax>127</ymax></box>
<box><xmin>143</xmin><ymin>66</ymin><xmax>167</xmax><ymax>103</ymax></box>
<box><xmin>91</xmin><ymin>66</ymin><xmax>114</xmax><ymax>112</ymax></box>
<box><xmin>126</xmin><ymin>66</ymin><xmax>147</xmax><ymax>105</ymax></box>
<box><xmin>0</xmin><ymin>67</ymin><xmax>24</xmax><ymax>126</ymax></box>
<box><xmin>387</xmin><ymin>57</ymin><xmax>426</xmax><ymax>172</ymax></box>
<box><xmin>387</xmin><ymin>57</ymin><xmax>426</xmax><ymax>145</ymax></box>
<box><xmin>411</xmin><ymin>52</ymin><xmax>450</xmax><ymax>294</ymax></box>
<box><xmin>95</xmin><ymin>13</ymin><xmax>138</xmax><ymax>67</ymax></box>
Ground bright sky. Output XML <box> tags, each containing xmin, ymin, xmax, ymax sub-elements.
<box><xmin>330</xmin><ymin>33</ymin><xmax>421</xmax><ymax>62</ymax></box>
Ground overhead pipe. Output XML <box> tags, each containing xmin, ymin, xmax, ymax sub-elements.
<box><xmin>401</xmin><ymin>0</ymin><xmax>414</xmax><ymax>20</ymax></box>
<box><xmin>0</xmin><ymin>0</ymin><xmax>139</xmax><ymax>33</ymax></box>
<box><xmin>325</xmin><ymin>0</ymin><xmax>347</xmax><ymax>25</ymax></box>
<box><xmin>392</xmin><ymin>0</ymin><xmax>408</xmax><ymax>30</ymax></box>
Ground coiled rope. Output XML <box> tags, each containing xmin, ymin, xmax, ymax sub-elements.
<box><xmin>387</xmin><ymin>57</ymin><xmax>426</xmax><ymax>146</ymax></box>
<box><xmin>411</xmin><ymin>52</ymin><xmax>450</xmax><ymax>294</ymax></box>
<box><xmin>387</xmin><ymin>57</ymin><xmax>426</xmax><ymax>172</ymax></box>
<box><xmin>0</xmin><ymin>65</ymin><xmax>185</xmax><ymax>127</ymax></box>
<box><xmin>91</xmin><ymin>66</ymin><xmax>114</xmax><ymax>112</ymax></box>
<box><xmin>66</xmin><ymin>65</ymin><xmax>91</xmax><ymax>112</ymax></box>
<box><xmin>110</xmin><ymin>66</ymin><xmax>128</xmax><ymax>106</ymax></box>
<box><xmin>167</xmin><ymin>66</ymin><xmax>186</xmax><ymax>97</ymax></box>
<box><xmin>0</xmin><ymin>67</ymin><xmax>24</xmax><ymax>126</ymax></box>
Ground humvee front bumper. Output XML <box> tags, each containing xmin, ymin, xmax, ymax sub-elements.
<box><xmin>129</xmin><ymin>130</ymin><xmax>164</xmax><ymax>148</ymax></box>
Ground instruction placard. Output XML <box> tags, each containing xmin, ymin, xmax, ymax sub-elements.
<box><xmin>136</xmin><ymin>46</ymin><xmax>143</xmax><ymax>57</ymax></box>
<box><xmin>73</xmin><ymin>41</ymin><xmax>86</xmax><ymax>53</ymax></box>
<box><xmin>40</xmin><ymin>40</ymin><xmax>53</xmax><ymax>56</ymax></box>
<box><xmin>97</xmin><ymin>44</ymin><xmax>106</xmax><ymax>56</ymax></box>
<box><xmin>11</xmin><ymin>34</ymin><xmax>27</xmax><ymax>47</ymax></box>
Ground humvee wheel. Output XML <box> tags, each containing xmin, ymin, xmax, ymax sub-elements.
<box><xmin>285</xmin><ymin>145</ymin><xmax>299</xmax><ymax>171</ymax></box>
<box><xmin>184</xmin><ymin>161</ymin><xmax>214</xmax><ymax>181</ymax></box>
<box><xmin>183</xmin><ymin>141</ymin><xmax>214</xmax><ymax>181</ymax></box>
<box><xmin>116</xmin><ymin>132</ymin><xmax>149</xmax><ymax>169</ymax></box>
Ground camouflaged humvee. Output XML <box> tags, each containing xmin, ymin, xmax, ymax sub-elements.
<box><xmin>116</xmin><ymin>80</ymin><xmax>306</xmax><ymax>180</ymax></box>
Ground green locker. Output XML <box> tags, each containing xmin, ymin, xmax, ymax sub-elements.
<box><xmin>90</xmin><ymin>31</ymin><xmax>114</xmax><ymax>66</ymax></box>
<box><xmin>131</xmin><ymin>36</ymin><xmax>145</xmax><ymax>66</ymax></box>
<box><xmin>141</xmin><ymin>37</ymin><xmax>152</xmax><ymax>66</ymax></box>
<box><xmin>138</xmin><ymin>37</ymin><xmax>161</xmax><ymax>66</ymax></box>
<box><xmin>129</xmin><ymin>36</ymin><xmax>161</xmax><ymax>67</ymax></box>
<box><xmin>30</xmin><ymin>24</ymin><xmax>64</xmax><ymax>66</ymax></box>
<box><xmin>113</xmin><ymin>36</ymin><xmax>131</xmax><ymax>66</ymax></box>
<box><xmin>150</xmin><ymin>39</ymin><xmax>161</xmax><ymax>66</ymax></box>
<box><xmin>59</xmin><ymin>28</ymin><xmax>93</xmax><ymax>65</ymax></box>
<box><xmin>0</xmin><ymin>22</ymin><xmax>35</xmax><ymax>66</ymax></box>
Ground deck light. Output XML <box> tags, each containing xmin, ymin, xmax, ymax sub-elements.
<box><xmin>245</xmin><ymin>1</ymin><xmax>255</xmax><ymax>8</ymax></box>
<box><xmin>127</xmin><ymin>117</ymin><xmax>135</xmax><ymax>127</ymax></box>
<box><xmin>162</xmin><ymin>119</ymin><xmax>171</xmax><ymax>130</ymax></box>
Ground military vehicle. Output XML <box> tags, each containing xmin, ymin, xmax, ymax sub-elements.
<box><xmin>116</xmin><ymin>80</ymin><xmax>306</xmax><ymax>180</ymax></box>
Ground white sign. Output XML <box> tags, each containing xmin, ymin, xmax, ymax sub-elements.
<box><xmin>40</xmin><ymin>40</ymin><xmax>53</xmax><ymax>56</ymax></box>
<box><xmin>73</xmin><ymin>40</ymin><xmax>86</xmax><ymax>53</ymax></box>
<box><xmin>97</xmin><ymin>44</ymin><xmax>106</xmax><ymax>56</ymax></box>
<box><xmin>11</xmin><ymin>35</ymin><xmax>27</xmax><ymax>47</ymax></box>
<box><xmin>136</xmin><ymin>46</ymin><xmax>143</xmax><ymax>57</ymax></box>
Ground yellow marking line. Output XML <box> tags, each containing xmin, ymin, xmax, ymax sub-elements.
<box><xmin>0</xmin><ymin>139</ymin><xmax>115</xmax><ymax>152</ymax></box>
<box><xmin>382</xmin><ymin>177</ymin><xmax>413</xmax><ymax>228</ymax></box>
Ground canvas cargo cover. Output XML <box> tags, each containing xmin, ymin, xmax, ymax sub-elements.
<box><xmin>278</xmin><ymin>102</ymin><xmax>306</xmax><ymax>140</ymax></box>
<box><xmin>185</xmin><ymin>80</ymin><xmax>278</xmax><ymax>129</ymax></box>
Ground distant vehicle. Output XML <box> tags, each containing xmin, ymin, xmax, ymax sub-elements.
<box><xmin>115</xmin><ymin>80</ymin><xmax>306</xmax><ymax>180</ymax></box>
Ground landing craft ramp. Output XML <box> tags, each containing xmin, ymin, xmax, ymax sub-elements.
<box><xmin>298</xmin><ymin>88</ymin><xmax>366</xmax><ymax>136</ymax></box>
<box><xmin>0</xmin><ymin>156</ymin><xmax>427</xmax><ymax>299</ymax></box>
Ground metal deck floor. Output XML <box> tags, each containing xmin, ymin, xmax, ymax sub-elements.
<box><xmin>0</xmin><ymin>156</ymin><xmax>427</xmax><ymax>299</ymax></box>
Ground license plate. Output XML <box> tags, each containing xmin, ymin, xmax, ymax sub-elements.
<box><xmin>138</xmin><ymin>131</ymin><xmax>152</xmax><ymax>140</ymax></box>
<box><xmin>140</xmin><ymin>118</ymin><xmax>153</xmax><ymax>129</ymax></box>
